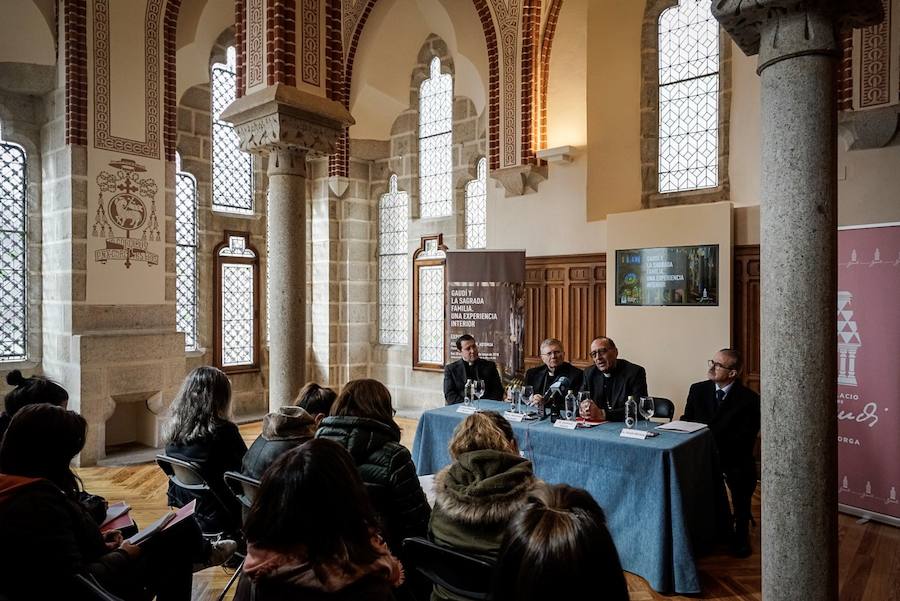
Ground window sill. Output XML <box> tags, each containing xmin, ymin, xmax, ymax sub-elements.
<box><xmin>210</xmin><ymin>208</ymin><xmax>261</xmax><ymax>221</ymax></box>
<box><xmin>648</xmin><ymin>186</ymin><xmax>727</xmax><ymax>208</ymax></box>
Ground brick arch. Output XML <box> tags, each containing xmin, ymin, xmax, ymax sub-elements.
<box><xmin>538</xmin><ymin>0</ymin><xmax>564</xmax><ymax>151</ymax></box>
<box><xmin>164</xmin><ymin>0</ymin><xmax>183</xmax><ymax>161</ymax></box>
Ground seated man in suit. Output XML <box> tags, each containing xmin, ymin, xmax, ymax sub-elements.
<box><xmin>578</xmin><ymin>336</ymin><xmax>648</xmax><ymax>422</ymax></box>
<box><xmin>443</xmin><ymin>334</ymin><xmax>504</xmax><ymax>405</ymax></box>
<box><xmin>525</xmin><ymin>338</ymin><xmax>583</xmax><ymax>407</ymax></box>
<box><xmin>683</xmin><ymin>348</ymin><xmax>760</xmax><ymax>558</ymax></box>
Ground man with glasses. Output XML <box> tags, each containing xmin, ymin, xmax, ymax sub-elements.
<box><xmin>443</xmin><ymin>334</ymin><xmax>504</xmax><ymax>405</ymax></box>
<box><xmin>579</xmin><ymin>336</ymin><xmax>647</xmax><ymax>422</ymax></box>
<box><xmin>525</xmin><ymin>338</ymin><xmax>583</xmax><ymax>406</ymax></box>
<box><xmin>683</xmin><ymin>348</ymin><xmax>760</xmax><ymax>558</ymax></box>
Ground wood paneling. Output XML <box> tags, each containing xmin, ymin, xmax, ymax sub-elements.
<box><xmin>734</xmin><ymin>245</ymin><xmax>761</xmax><ymax>393</ymax></box>
<box><xmin>525</xmin><ymin>254</ymin><xmax>606</xmax><ymax>369</ymax></box>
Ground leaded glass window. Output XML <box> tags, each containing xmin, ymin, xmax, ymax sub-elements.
<box><xmin>413</xmin><ymin>235</ymin><xmax>447</xmax><ymax>370</ymax></box>
<box><xmin>464</xmin><ymin>157</ymin><xmax>487</xmax><ymax>249</ymax></box>
<box><xmin>378</xmin><ymin>174</ymin><xmax>409</xmax><ymax>345</ymax></box>
<box><xmin>658</xmin><ymin>0</ymin><xmax>719</xmax><ymax>193</ymax></box>
<box><xmin>0</xmin><ymin>124</ymin><xmax>26</xmax><ymax>362</ymax></box>
<box><xmin>212</xmin><ymin>47</ymin><xmax>253</xmax><ymax>214</ymax></box>
<box><xmin>418</xmin><ymin>57</ymin><xmax>453</xmax><ymax>218</ymax></box>
<box><xmin>175</xmin><ymin>154</ymin><xmax>198</xmax><ymax>352</ymax></box>
<box><xmin>215</xmin><ymin>232</ymin><xmax>259</xmax><ymax>372</ymax></box>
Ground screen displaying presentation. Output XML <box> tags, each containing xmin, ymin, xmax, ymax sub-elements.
<box><xmin>615</xmin><ymin>244</ymin><xmax>718</xmax><ymax>306</ymax></box>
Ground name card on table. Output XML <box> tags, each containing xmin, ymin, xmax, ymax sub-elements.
<box><xmin>456</xmin><ymin>405</ymin><xmax>477</xmax><ymax>414</ymax></box>
<box><xmin>620</xmin><ymin>428</ymin><xmax>658</xmax><ymax>439</ymax></box>
<box><xmin>553</xmin><ymin>419</ymin><xmax>579</xmax><ymax>430</ymax></box>
<box><xmin>504</xmin><ymin>411</ymin><xmax>526</xmax><ymax>422</ymax></box>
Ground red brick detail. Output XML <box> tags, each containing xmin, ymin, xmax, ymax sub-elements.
<box><xmin>471</xmin><ymin>0</ymin><xmax>501</xmax><ymax>171</ymax></box>
<box><xmin>326</xmin><ymin>0</ymin><xmax>346</xmax><ymax>176</ymax></box>
<box><xmin>837</xmin><ymin>27</ymin><xmax>853</xmax><ymax>111</ymax></box>
<box><xmin>538</xmin><ymin>0</ymin><xmax>562</xmax><ymax>152</ymax></box>
<box><xmin>265</xmin><ymin>0</ymin><xmax>296</xmax><ymax>86</ymax></box>
<box><xmin>519</xmin><ymin>0</ymin><xmax>540</xmax><ymax>165</ymax></box>
<box><xmin>236</xmin><ymin>0</ymin><xmax>247</xmax><ymax>97</ymax></box>
<box><xmin>64</xmin><ymin>0</ymin><xmax>88</xmax><ymax>147</ymax></box>
<box><xmin>163</xmin><ymin>0</ymin><xmax>182</xmax><ymax>161</ymax></box>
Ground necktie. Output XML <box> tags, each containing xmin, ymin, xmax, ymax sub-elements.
<box><xmin>715</xmin><ymin>388</ymin><xmax>726</xmax><ymax>408</ymax></box>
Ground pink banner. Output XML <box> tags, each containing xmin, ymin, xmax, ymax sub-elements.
<box><xmin>837</xmin><ymin>224</ymin><xmax>900</xmax><ymax>523</ymax></box>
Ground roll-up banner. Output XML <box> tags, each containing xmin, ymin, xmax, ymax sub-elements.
<box><xmin>837</xmin><ymin>223</ymin><xmax>900</xmax><ymax>527</ymax></box>
<box><xmin>446</xmin><ymin>250</ymin><xmax>526</xmax><ymax>381</ymax></box>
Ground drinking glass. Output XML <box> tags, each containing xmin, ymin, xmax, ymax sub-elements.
<box><xmin>464</xmin><ymin>379</ymin><xmax>475</xmax><ymax>408</ymax></box>
<box><xmin>639</xmin><ymin>396</ymin><xmax>655</xmax><ymax>429</ymax></box>
<box><xmin>473</xmin><ymin>379</ymin><xmax>486</xmax><ymax>411</ymax></box>
<box><xmin>521</xmin><ymin>385</ymin><xmax>533</xmax><ymax>414</ymax></box>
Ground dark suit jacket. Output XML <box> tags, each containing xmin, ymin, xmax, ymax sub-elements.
<box><xmin>582</xmin><ymin>359</ymin><xmax>648</xmax><ymax>422</ymax></box>
<box><xmin>443</xmin><ymin>358</ymin><xmax>504</xmax><ymax>405</ymax></box>
<box><xmin>524</xmin><ymin>362</ymin><xmax>584</xmax><ymax>399</ymax></box>
<box><xmin>682</xmin><ymin>379</ymin><xmax>760</xmax><ymax>471</ymax></box>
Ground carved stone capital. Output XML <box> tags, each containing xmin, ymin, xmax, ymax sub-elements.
<box><xmin>221</xmin><ymin>84</ymin><xmax>354</xmax><ymax>157</ymax></box>
<box><xmin>713</xmin><ymin>0</ymin><xmax>883</xmax><ymax>68</ymax></box>
<box><xmin>492</xmin><ymin>164</ymin><xmax>548</xmax><ymax>197</ymax></box>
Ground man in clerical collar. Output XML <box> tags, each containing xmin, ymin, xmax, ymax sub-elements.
<box><xmin>524</xmin><ymin>338</ymin><xmax>583</xmax><ymax>406</ymax></box>
<box><xmin>579</xmin><ymin>336</ymin><xmax>647</xmax><ymax>422</ymax></box>
<box><xmin>683</xmin><ymin>349</ymin><xmax>760</xmax><ymax>558</ymax></box>
<box><xmin>442</xmin><ymin>334</ymin><xmax>504</xmax><ymax>405</ymax></box>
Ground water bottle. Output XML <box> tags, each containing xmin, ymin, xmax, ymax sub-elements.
<box><xmin>625</xmin><ymin>395</ymin><xmax>637</xmax><ymax>429</ymax></box>
<box><xmin>565</xmin><ymin>390</ymin><xmax>577</xmax><ymax>420</ymax></box>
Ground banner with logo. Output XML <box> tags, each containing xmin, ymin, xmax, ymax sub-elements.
<box><xmin>446</xmin><ymin>250</ymin><xmax>526</xmax><ymax>381</ymax></box>
<box><xmin>837</xmin><ymin>223</ymin><xmax>900</xmax><ymax>525</ymax></box>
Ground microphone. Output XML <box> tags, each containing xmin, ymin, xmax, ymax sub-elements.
<box><xmin>547</xmin><ymin>376</ymin><xmax>570</xmax><ymax>398</ymax></box>
<box><xmin>541</xmin><ymin>376</ymin><xmax>570</xmax><ymax>421</ymax></box>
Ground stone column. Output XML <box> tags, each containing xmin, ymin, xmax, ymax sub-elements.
<box><xmin>222</xmin><ymin>86</ymin><xmax>353</xmax><ymax>411</ymax></box>
<box><xmin>713</xmin><ymin>2</ymin><xmax>883</xmax><ymax>600</ymax></box>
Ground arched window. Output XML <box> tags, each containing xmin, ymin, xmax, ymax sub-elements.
<box><xmin>657</xmin><ymin>0</ymin><xmax>719</xmax><ymax>193</ymax></box>
<box><xmin>0</xmin><ymin>124</ymin><xmax>27</xmax><ymax>362</ymax></box>
<box><xmin>418</xmin><ymin>56</ymin><xmax>453</xmax><ymax>218</ymax></box>
<box><xmin>413</xmin><ymin>234</ymin><xmax>447</xmax><ymax>370</ymax></box>
<box><xmin>174</xmin><ymin>153</ymin><xmax>198</xmax><ymax>352</ymax></box>
<box><xmin>378</xmin><ymin>174</ymin><xmax>409</xmax><ymax>345</ymax></box>
<box><xmin>464</xmin><ymin>157</ymin><xmax>487</xmax><ymax>249</ymax></box>
<box><xmin>212</xmin><ymin>46</ymin><xmax>253</xmax><ymax>214</ymax></box>
<box><xmin>214</xmin><ymin>231</ymin><xmax>260</xmax><ymax>373</ymax></box>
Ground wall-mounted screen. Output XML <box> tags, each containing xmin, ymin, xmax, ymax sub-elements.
<box><xmin>615</xmin><ymin>245</ymin><xmax>719</xmax><ymax>306</ymax></box>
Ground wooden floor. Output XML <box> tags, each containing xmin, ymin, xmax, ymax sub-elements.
<box><xmin>77</xmin><ymin>419</ymin><xmax>899</xmax><ymax>601</ymax></box>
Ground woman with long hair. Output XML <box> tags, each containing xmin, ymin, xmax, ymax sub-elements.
<box><xmin>235</xmin><ymin>438</ymin><xmax>404</xmax><ymax>601</ymax></box>
<box><xmin>0</xmin><ymin>404</ymin><xmax>196</xmax><ymax>600</ymax></box>
<box><xmin>493</xmin><ymin>483</ymin><xmax>629</xmax><ymax>601</ymax></box>
<box><xmin>165</xmin><ymin>366</ymin><xmax>247</xmax><ymax>537</ymax></box>
<box><xmin>0</xmin><ymin>369</ymin><xmax>69</xmax><ymax>441</ymax></box>
<box><xmin>315</xmin><ymin>379</ymin><xmax>430</xmax><ymax>552</ymax></box>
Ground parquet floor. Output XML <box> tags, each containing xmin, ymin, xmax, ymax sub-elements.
<box><xmin>77</xmin><ymin>419</ymin><xmax>899</xmax><ymax>601</ymax></box>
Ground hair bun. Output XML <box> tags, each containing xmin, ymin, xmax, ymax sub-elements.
<box><xmin>6</xmin><ymin>369</ymin><xmax>26</xmax><ymax>386</ymax></box>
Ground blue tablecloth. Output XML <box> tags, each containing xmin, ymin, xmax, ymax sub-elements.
<box><xmin>411</xmin><ymin>400</ymin><xmax>717</xmax><ymax>594</ymax></box>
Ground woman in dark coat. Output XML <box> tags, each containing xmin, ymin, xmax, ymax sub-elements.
<box><xmin>0</xmin><ymin>404</ymin><xmax>197</xmax><ymax>601</ymax></box>
<box><xmin>315</xmin><ymin>379</ymin><xmax>430</xmax><ymax>553</ymax></box>
<box><xmin>165</xmin><ymin>366</ymin><xmax>247</xmax><ymax>537</ymax></box>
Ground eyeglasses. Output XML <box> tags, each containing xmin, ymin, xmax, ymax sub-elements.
<box><xmin>542</xmin><ymin>350</ymin><xmax>563</xmax><ymax>357</ymax></box>
<box><xmin>589</xmin><ymin>348</ymin><xmax>612</xmax><ymax>358</ymax></box>
<box><xmin>708</xmin><ymin>360</ymin><xmax>735</xmax><ymax>371</ymax></box>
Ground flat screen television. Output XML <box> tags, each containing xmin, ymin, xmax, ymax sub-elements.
<box><xmin>615</xmin><ymin>244</ymin><xmax>719</xmax><ymax>306</ymax></box>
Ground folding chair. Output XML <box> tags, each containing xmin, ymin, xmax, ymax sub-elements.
<box><xmin>217</xmin><ymin>471</ymin><xmax>262</xmax><ymax>601</ymax></box>
<box><xmin>402</xmin><ymin>537</ymin><xmax>496</xmax><ymax>601</ymax></box>
<box><xmin>73</xmin><ymin>574</ymin><xmax>126</xmax><ymax>601</ymax></box>
<box><xmin>155</xmin><ymin>453</ymin><xmax>239</xmax><ymax>537</ymax></box>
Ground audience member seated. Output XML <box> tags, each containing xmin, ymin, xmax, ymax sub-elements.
<box><xmin>0</xmin><ymin>404</ymin><xmax>203</xmax><ymax>601</ymax></box>
<box><xmin>683</xmin><ymin>348</ymin><xmax>760</xmax><ymax>558</ymax></box>
<box><xmin>234</xmin><ymin>438</ymin><xmax>404</xmax><ymax>601</ymax></box>
<box><xmin>316</xmin><ymin>379</ymin><xmax>430</xmax><ymax>553</ymax></box>
<box><xmin>442</xmin><ymin>334</ymin><xmax>504</xmax><ymax>405</ymax></box>
<box><xmin>242</xmin><ymin>405</ymin><xmax>317</xmax><ymax>481</ymax></box>
<box><xmin>294</xmin><ymin>382</ymin><xmax>337</xmax><ymax>425</ymax></box>
<box><xmin>525</xmin><ymin>338</ymin><xmax>583</xmax><ymax>407</ymax></box>
<box><xmin>580</xmin><ymin>336</ymin><xmax>648</xmax><ymax>422</ymax></box>
<box><xmin>429</xmin><ymin>412</ymin><xmax>536</xmax><ymax>600</ymax></box>
<box><xmin>0</xmin><ymin>369</ymin><xmax>69</xmax><ymax>441</ymax></box>
<box><xmin>493</xmin><ymin>483</ymin><xmax>629</xmax><ymax>601</ymax></box>
<box><xmin>165</xmin><ymin>366</ymin><xmax>247</xmax><ymax>538</ymax></box>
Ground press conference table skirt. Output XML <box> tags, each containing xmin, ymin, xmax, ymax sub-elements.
<box><xmin>411</xmin><ymin>400</ymin><xmax>719</xmax><ymax>594</ymax></box>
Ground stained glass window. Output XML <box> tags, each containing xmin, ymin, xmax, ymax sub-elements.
<box><xmin>212</xmin><ymin>47</ymin><xmax>253</xmax><ymax>214</ymax></box>
<box><xmin>378</xmin><ymin>175</ymin><xmax>409</xmax><ymax>345</ymax></box>
<box><xmin>413</xmin><ymin>235</ymin><xmax>447</xmax><ymax>369</ymax></box>
<box><xmin>0</xmin><ymin>124</ymin><xmax>27</xmax><ymax>362</ymax></box>
<box><xmin>175</xmin><ymin>154</ymin><xmax>198</xmax><ymax>352</ymax></box>
<box><xmin>215</xmin><ymin>232</ymin><xmax>259</xmax><ymax>372</ymax></box>
<box><xmin>464</xmin><ymin>157</ymin><xmax>487</xmax><ymax>249</ymax></box>
<box><xmin>658</xmin><ymin>0</ymin><xmax>719</xmax><ymax>193</ymax></box>
<box><xmin>419</xmin><ymin>57</ymin><xmax>453</xmax><ymax>218</ymax></box>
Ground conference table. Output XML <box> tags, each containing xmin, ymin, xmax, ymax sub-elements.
<box><xmin>411</xmin><ymin>400</ymin><xmax>719</xmax><ymax>594</ymax></box>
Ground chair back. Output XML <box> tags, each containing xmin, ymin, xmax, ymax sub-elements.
<box><xmin>224</xmin><ymin>471</ymin><xmax>261</xmax><ymax>511</ymax></box>
<box><xmin>156</xmin><ymin>453</ymin><xmax>209</xmax><ymax>491</ymax></box>
<box><xmin>74</xmin><ymin>574</ymin><xmax>126</xmax><ymax>601</ymax></box>
<box><xmin>402</xmin><ymin>537</ymin><xmax>495</xmax><ymax>601</ymax></box>
<box><xmin>652</xmin><ymin>397</ymin><xmax>676</xmax><ymax>422</ymax></box>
